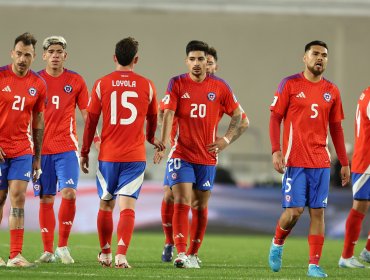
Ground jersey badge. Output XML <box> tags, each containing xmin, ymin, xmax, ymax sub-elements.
<box><xmin>323</xmin><ymin>92</ymin><xmax>332</xmax><ymax>102</ymax></box>
<box><xmin>64</xmin><ymin>85</ymin><xmax>73</xmax><ymax>94</ymax></box>
<box><xmin>29</xmin><ymin>87</ymin><xmax>37</xmax><ymax>96</ymax></box>
<box><xmin>207</xmin><ymin>92</ymin><xmax>216</xmax><ymax>101</ymax></box>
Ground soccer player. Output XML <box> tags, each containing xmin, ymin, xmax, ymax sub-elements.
<box><xmin>161</xmin><ymin>40</ymin><xmax>241</xmax><ymax>268</ymax></box>
<box><xmin>268</xmin><ymin>40</ymin><xmax>350</xmax><ymax>278</ymax></box>
<box><xmin>33</xmin><ymin>36</ymin><xmax>94</xmax><ymax>264</ymax></box>
<box><xmin>80</xmin><ymin>37</ymin><xmax>164</xmax><ymax>268</ymax></box>
<box><xmin>158</xmin><ymin>46</ymin><xmax>249</xmax><ymax>264</ymax></box>
<box><xmin>338</xmin><ymin>87</ymin><xmax>370</xmax><ymax>268</ymax></box>
<box><xmin>0</xmin><ymin>32</ymin><xmax>46</xmax><ymax>267</ymax></box>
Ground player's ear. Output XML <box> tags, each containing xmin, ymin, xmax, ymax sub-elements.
<box><xmin>113</xmin><ymin>54</ymin><xmax>117</xmax><ymax>63</ymax></box>
<box><xmin>133</xmin><ymin>55</ymin><xmax>139</xmax><ymax>65</ymax></box>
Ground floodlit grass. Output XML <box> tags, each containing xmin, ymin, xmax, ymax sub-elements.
<box><xmin>0</xmin><ymin>231</ymin><xmax>369</xmax><ymax>279</ymax></box>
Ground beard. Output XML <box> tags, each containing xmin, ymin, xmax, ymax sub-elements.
<box><xmin>307</xmin><ymin>64</ymin><xmax>324</xmax><ymax>76</ymax></box>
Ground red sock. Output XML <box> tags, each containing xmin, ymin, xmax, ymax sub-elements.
<box><xmin>58</xmin><ymin>198</ymin><xmax>76</xmax><ymax>247</ymax></box>
<box><xmin>308</xmin><ymin>234</ymin><xmax>324</xmax><ymax>265</ymax></box>
<box><xmin>161</xmin><ymin>200</ymin><xmax>174</xmax><ymax>245</ymax></box>
<box><xmin>173</xmin><ymin>204</ymin><xmax>190</xmax><ymax>254</ymax></box>
<box><xmin>273</xmin><ymin>221</ymin><xmax>291</xmax><ymax>245</ymax></box>
<box><xmin>366</xmin><ymin>231</ymin><xmax>370</xmax><ymax>251</ymax></box>
<box><xmin>10</xmin><ymin>229</ymin><xmax>24</xmax><ymax>259</ymax></box>
<box><xmin>39</xmin><ymin>202</ymin><xmax>55</xmax><ymax>253</ymax></box>
<box><xmin>116</xmin><ymin>209</ymin><xmax>135</xmax><ymax>255</ymax></box>
<box><xmin>342</xmin><ymin>208</ymin><xmax>365</xmax><ymax>258</ymax></box>
<box><xmin>187</xmin><ymin>208</ymin><xmax>208</xmax><ymax>255</ymax></box>
<box><xmin>97</xmin><ymin>209</ymin><xmax>113</xmax><ymax>254</ymax></box>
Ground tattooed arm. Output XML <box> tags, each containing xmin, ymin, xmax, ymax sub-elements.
<box><xmin>32</xmin><ymin>111</ymin><xmax>44</xmax><ymax>181</ymax></box>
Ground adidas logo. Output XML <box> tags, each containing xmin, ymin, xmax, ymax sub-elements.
<box><xmin>24</xmin><ymin>171</ymin><xmax>31</xmax><ymax>178</ymax></box>
<box><xmin>66</xmin><ymin>178</ymin><xmax>74</xmax><ymax>185</ymax></box>
<box><xmin>162</xmin><ymin>223</ymin><xmax>172</xmax><ymax>227</ymax></box>
<box><xmin>1</xmin><ymin>86</ymin><xmax>11</xmax><ymax>92</ymax></box>
<box><xmin>174</xmin><ymin>233</ymin><xmax>184</xmax><ymax>239</ymax></box>
<box><xmin>296</xmin><ymin>92</ymin><xmax>306</xmax><ymax>98</ymax></box>
<box><xmin>102</xmin><ymin>242</ymin><xmax>111</xmax><ymax>249</ymax></box>
<box><xmin>181</xmin><ymin>92</ymin><xmax>190</xmax><ymax>98</ymax></box>
<box><xmin>62</xmin><ymin>221</ymin><xmax>73</xmax><ymax>225</ymax></box>
<box><xmin>118</xmin><ymin>238</ymin><xmax>126</xmax><ymax>246</ymax></box>
<box><xmin>202</xmin><ymin>181</ymin><xmax>211</xmax><ymax>187</ymax></box>
<box><xmin>41</xmin><ymin>228</ymin><xmax>49</xmax><ymax>233</ymax></box>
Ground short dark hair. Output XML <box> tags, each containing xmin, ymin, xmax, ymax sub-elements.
<box><xmin>186</xmin><ymin>40</ymin><xmax>209</xmax><ymax>56</ymax></box>
<box><xmin>305</xmin><ymin>40</ymin><xmax>328</xmax><ymax>52</ymax></box>
<box><xmin>115</xmin><ymin>37</ymin><xmax>139</xmax><ymax>66</ymax></box>
<box><xmin>208</xmin><ymin>46</ymin><xmax>218</xmax><ymax>61</ymax></box>
<box><xmin>14</xmin><ymin>32</ymin><xmax>37</xmax><ymax>49</ymax></box>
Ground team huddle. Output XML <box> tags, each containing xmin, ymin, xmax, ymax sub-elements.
<box><xmin>0</xmin><ymin>33</ymin><xmax>369</xmax><ymax>278</ymax></box>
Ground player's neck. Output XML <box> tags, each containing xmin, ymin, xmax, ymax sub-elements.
<box><xmin>46</xmin><ymin>67</ymin><xmax>64</xmax><ymax>77</ymax></box>
<box><xmin>11</xmin><ymin>64</ymin><xmax>29</xmax><ymax>77</ymax></box>
<box><xmin>189</xmin><ymin>72</ymin><xmax>206</xmax><ymax>83</ymax></box>
<box><xmin>303</xmin><ymin>70</ymin><xmax>322</xmax><ymax>83</ymax></box>
<box><xmin>116</xmin><ymin>65</ymin><xmax>134</xmax><ymax>72</ymax></box>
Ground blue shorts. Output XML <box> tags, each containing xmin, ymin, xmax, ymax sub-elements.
<box><xmin>33</xmin><ymin>151</ymin><xmax>80</xmax><ymax>196</ymax></box>
<box><xmin>97</xmin><ymin>161</ymin><xmax>146</xmax><ymax>200</ymax></box>
<box><xmin>163</xmin><ymin>172</ymin><xmax>170</xmax><ymax>187</ymax></box>
<box><xmin>281</xmin><ymin>167</ymin><xmax>330</xmax><ymax>208</ymax></box>
<box><xmin>0</xmin><ymin>155</ymin><xmax>32</xmax><ymax>190</ymax></box>
<box><xmin>166</xmin><ymin>158</ymin><xmax>216</xmax><ymax>191</ymax></box>
<box><xmin>352</xmin><ymin>173</ymin><xmax>370</xmax><ymax>200</ymax></box>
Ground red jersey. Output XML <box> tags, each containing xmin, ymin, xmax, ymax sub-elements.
<box><xmin>88</xmin><ymin>70</ymin><xmax>158</xmax><ymax>162</ymax></box>
<box><xmin>270</xmin><ymin>72</ymin><xmax>344</xmax><ymax>168</ymax></box>
<box><xmin>352</xmin><ymin>87</ymin><xmax>370</xmax><ymax>174</ymax></box>
<box><xmin>39</xmin><ymin>69</ymin><xmax>89</xmax><ymax>154</ymax></box>
<box><xmin>0</xmin><ymin>65</ymin><xmax>46</xmax><ymax>158</ymax></box>
<box><xmin>164</xmin><ymin>73</ymin><xmax>239</xmax><ymax>165</ymax></box>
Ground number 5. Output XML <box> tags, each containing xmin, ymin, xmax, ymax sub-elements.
<box><xmin>310</xmin><ymin>104</ymin><xmax>318</xmax><ymax>118</ymax></box>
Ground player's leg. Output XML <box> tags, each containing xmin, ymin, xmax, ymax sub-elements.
<box><xmin>161</xmin><ymin>181</ymin><xmax>175</xmax><ymax>262</ymax></box>
<box><xmin>6</xmin><ymin>155</ymin><xmax>35</xmax><ymax>267</ymax></box>
<box><xmin>114</xmin><ymin>161</ymin><xmax>146</xmax><ymax>269</ymax></box>
<box><xmin>53</xmin><ymin>151</ymin><xmax>79</xmax><ymax>264</ymax></box>
<box><xmin>34</xmin><ymin>155</ymin><xmax>57</xmax><ymax>263</ymax></box>
<box><xmin>186</xmin><ymin>163</ymin><xmax>215</xmax><ymax>268</ymax></box>
<box><xmin>361</xmin><ymin>228</ymin><xmax>370</xmax><ymax>263</ymax></box>
<box><xmin>96</xmin><ymin>160</ymin><xmax>119</xmax><ymax>267</ymax></box>
<box><xmin>306</xmin><ymin>168</ymin><xmax>330</xmax><ymax>278</ymax></box>
<box><xmin>0</xmin><ymin>189</ymin><xmax>8</xmax><ymax>225</ymax></box>
<box><xmin>167</xmin><ymin>159</ymin><xmax>195</xmax><ymax>268</ymax></box>
<box><xmin>269</xmin><ymin>167</ymin><xmax>306</xmax><ymax>272</ymax></box>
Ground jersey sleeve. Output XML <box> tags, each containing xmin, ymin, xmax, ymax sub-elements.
<box><xmin>220</xmin><ymin>82</ymin><xmax>239</xmax><ymax>115</ymax></box>
<box><xmin>270</xmin><ymin>79</ymin><xmax>290</xmax><ymax>116</ymax></box>
<box><xmin>163</xmin><ymin>78</ymin><xmax>178</xmax><ymax>111</ymax></box>
<box><xmin>87</xmin><ymin>80</ymin><xmax>102</xmax><ymax>115</ymax></box>
<box><xmin>33</xmin><ymin>82</ymin><xmax>47</xmax><ymax>113</ymax></box>
<box><xmin>147</xmin><ymin>79</ymin><xmax>158</xmax><ymax>116</ymax></box>
<box><xmin>76</xmin><ymin>76</ymin><xmax>89</xmax><ymax>110</ymax></box>
<box><xmin>329</xmin><ymin>86</ymin><xmax>345</xmax><ymax>123</ymax></box>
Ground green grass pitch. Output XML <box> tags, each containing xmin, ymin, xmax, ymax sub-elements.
<box><xmin>0</xmin><ymin>231</ymin><xmax>369</xmax><ymax>279</ymax></box>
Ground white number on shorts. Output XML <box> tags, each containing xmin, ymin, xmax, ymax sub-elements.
<box><xmin>168</xmin><ymin>158</ymin><xmax>181</xmax><ymax>172</ymax></box>
<box><xmin>190</xmin><ymin>103</ymin><xmax>206</xmax><ymax>118</ymax></box>
<box><xmin>310</xmin><ymin>104</ymin><xmax>319</xmax><ymax>119</ymax></box>
<box><xmin>12</xmin><ymin>95</ymin><xmax>25</xmax><ymax>111</ymax></box>
<box><xmin>285</xmin><ymin>178</ymin><xmax>292</xmax><ymax>193</ymax></box>
<box><xmin>52</xmin><ymin>95</ymin><xmax>60</xmax><ymax>109</ymax></box>
<box><xmin>110</xmin><ymin>91</ymin><xmax>138</xmax><ymax>125</ymax></box>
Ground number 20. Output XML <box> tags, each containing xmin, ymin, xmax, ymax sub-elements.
<box><xmin>190</xmin><ymin>104</ymin><xmax>206</xmax><ymax>118</ymax></box>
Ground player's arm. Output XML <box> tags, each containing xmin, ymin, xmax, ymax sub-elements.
<box><xmin>329</xmin><ymin>121</ymin><xmax>350</xmax><ymax>186</ymax></box>
<box><xmin>161</xmin><ymin>109</ymin><xmax>175</xmax><ymax>148</ymax></box>
<box><xmin>32</xmin><ymin>110</ymin><xmax>45</xmax><ymax>181</ymax></box>
<box><xmin>230</xmin><ymin>106</ymin><xmax>249</xmax><ymax>144</ymax></box>
<box><xmin>80</xmin><ymin>109</ymin><xmax>101</xmax><ymax>151</ymax></box>
<box><xmin>80</xmin><ymin>112</ymin><xmax>100</xmax><ymax>174</ymax></box>
<box><xmin>269</xmin><ymin>111</ymin><xmax>285</xmax><ymax>174</ymax></box>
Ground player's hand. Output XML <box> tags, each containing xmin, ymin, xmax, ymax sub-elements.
<box><xmin>32</xmin><ymin>157</ymin><xmax>42</xmax><ymax>182</ymax></box>
<box><xmin>272</xmin><ymin>151</ymin><xmax>285</xmax><ymax>174</ymax></box>
<box><xmin>153</xmin><ymin>150</ymin><xmax>165</xmax><ymax>164</ymax></box>
<box><xmin>340</xmin><ymin>165</ymin><xmax>350</xmax><ymax>187</ymax></box>
<box><xmin>152</xmin><ymin>137</ymin><xmax>166</xmax><ymax>152</ymax></box>
<box><xmin>0</xmin><ymin>147</ymin><xmax>6</xmax><ymax>163</ymax></box>
<box><xmin>206</xmin><ymin>137</ymin><xmax>229</xmax><ymax>154</ymax></box>
<box><xmin>80</xmin><ymin>156</ymin><xmax>89</xmax><ymax>174</ymax></box>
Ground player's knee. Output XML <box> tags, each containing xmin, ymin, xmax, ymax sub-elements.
<box><xmin>0</xmin><ymin>192</ymin><xmax>7</xmax><ymax>206</ymax></box>
<box><xmin>61</xmin><ymin>188</ymin><xmax>76</xmax><ymax>200</ymax></box>
<box><xmin>288</xmin><ymin>207</ymin><xmax>304</xmax><ymax>220</ymax></box>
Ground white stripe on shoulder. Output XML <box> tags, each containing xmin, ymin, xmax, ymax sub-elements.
<box><xmin>149</xmin><ymin>82</ymin><xmax>153</xmax><ymax>103</ymax></box>
<box><xmin>96</xmin><ymin>81</ymin><xmax>102</xmax><ymax>100</ymax></box>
